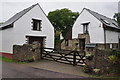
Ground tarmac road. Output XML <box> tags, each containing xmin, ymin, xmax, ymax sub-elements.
<box><xmin>2</xmin><ymin>61</ymin><xmax>82</xmax><ymax>78</ymax></box>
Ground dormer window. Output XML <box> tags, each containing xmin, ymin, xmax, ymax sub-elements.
<box><xmin>81</xmin><ymin>22</ymin><xmax>90</xmax><ymax>34</ymax></box>
<box><xmin>32</xmin><ymin>19</ymin><xmax>42</xmax><ymax>31</ymax></box>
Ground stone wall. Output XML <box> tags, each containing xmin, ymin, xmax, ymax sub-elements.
<box><xmin>78</xmin><ymin>34</ymin><xmax>90</xmax><ymax>44</ymax></box>
<box><xmin>97</xmin><ymin>43</ymin><xmax>118</xmax><ymax>50</ymax></box>
<box><xmin>13</xmin><ymin>43</ymin><xmax>42</xmax><ymax>62</ymax></box>
<box><xmin>61</xmin><ymin>34</ymin><xmax>90</xmax><ymax>50</ymax></box>
<box><xmin>61</xmin><ymin>39</ymin><xmax>79</xmax><ymax>50</ymax></box>
<box><xmin>86</xmin><ymin>49</ymin><xmax>120</xmax><ymax>76</ymax></box>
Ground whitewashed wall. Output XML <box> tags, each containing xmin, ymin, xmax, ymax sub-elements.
<box><xmin>119</xmin><ymin>33</ymin><xmax>120</xmax><ymax>39</ymax></box>
<box><xmin>1</xmin><ymin>4</ymin><xmax>54</xmax><ymax>54</ymax></box>
<box><xmin>0</xmin><ymin>31</ymin><xmax>2</xmax><ymax>52</ymax></box>
<box><xmin>1</xmin><ymin>28</ymin><xmax>14</xmax><ymax>53</ymax></box>
<box><xmin>72</xmin><ymin>9</ymin><xmax>104</xmax><ymax>43</ymax></box>
<box><xmin>106</xmin><ymin>30</ymin><xmax>119</xmax><ymax>43</ymax></box>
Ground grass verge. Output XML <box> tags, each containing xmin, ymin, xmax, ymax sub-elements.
<box><xmin>0</xmin><ymin>57</ymin><xmax>26</xmax><ymax>64</ymax></box>
<box><xmin>89</xmin><ymin>75</ymin><xmax>120</xmax><ymax>79</ymax></box>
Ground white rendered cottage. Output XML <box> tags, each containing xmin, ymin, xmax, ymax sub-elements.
<box><xmin>61</xmin><ymin>8</ymin><xmax>120</xmax><ymax>50</ymax></box>
<box><xmin>0</xmin><ymin>3</ymin><xmax>54</xmax><ymax>54</ymax></box>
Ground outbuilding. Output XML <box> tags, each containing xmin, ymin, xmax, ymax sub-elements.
<box><xmin>0</xmin><ymin>3</ymin><xmax>54</xmax><ymax>54</ymax></box>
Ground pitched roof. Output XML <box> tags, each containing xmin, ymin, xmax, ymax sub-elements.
<box><xmin>0</xmin><ymin>3</ymin><xmax>38</xmax><ymax>28</ymax></box>
<box><xmin>84</xmin><ymin>8</ymin><xmax>120</xmax><ymax>30</ymax></box>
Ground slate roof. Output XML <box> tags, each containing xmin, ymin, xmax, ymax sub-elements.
<box><xmin>0</xmin><ymin>3</ymin><xmax>38</xmax><ymax>28</ymax></box>
<box><xmin>84</xmin><ymin>8</ymin><xmax>120</xmax><ymax>30</ymax></box>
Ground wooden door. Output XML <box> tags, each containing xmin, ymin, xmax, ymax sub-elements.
<box><xmin>79</xmin><ymin>39</ymin><xmax>85</xmax><ymax>50</ymax></box>
<box><xmin>28</xmin><ymin>36</ymin><xmax>44</xmax><ymax>48</ymax></box>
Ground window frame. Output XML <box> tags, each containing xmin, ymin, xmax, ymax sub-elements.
<box><xmin>32</xmin><ymin>19</ymin><xmax>42</xmax><ymax>31</ymax></box>
<box><xmin>81</xmin><ymin>22</ymin><xmax>90</xmax><ymax>34</ymax></box>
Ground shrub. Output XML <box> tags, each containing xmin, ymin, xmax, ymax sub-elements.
<box><xmin>86</xmin><ymin>53</ymin><xmax>94</xmax><ymax>60</ymax></box>
<box><xmin>107</xmin><ymin>55</ymin><xmax>118</xmax><ymax>64</ymax></box>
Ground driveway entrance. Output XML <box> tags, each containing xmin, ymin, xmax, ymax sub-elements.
<box><xmin>26</xmin><ymin>59</ymin><xmax>89</xmax><ymax>77</ymax></box>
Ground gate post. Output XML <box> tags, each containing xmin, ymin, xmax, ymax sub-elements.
<box><xmin>39</xmin><ymin>43</ymin><xmax>43</xmax><ymax>59</ymax></box>
<box><xmin>73</xmin><ymin>51</ymin><xmax>76</xmax><ymax>66</ymax></box>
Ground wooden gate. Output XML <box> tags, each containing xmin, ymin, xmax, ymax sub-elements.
<box><xmin>42</xmin><ymin>48</ymin><xmax>86</xmax><ymax>66</ymax></box>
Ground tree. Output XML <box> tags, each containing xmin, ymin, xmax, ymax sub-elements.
<box><xmin>0</xmin><ymin>22</ymin><xmax>4</xmax><ymax>26</ymax></box>
<box><xmin>48</xmin><ymin>8</ymin><xmax>79</xmax><ymax>38</ymax></box>
<box><xmin>113</xmin><ymin>13</ymin><xmax>120</xmax><ymax>26</ymax></box>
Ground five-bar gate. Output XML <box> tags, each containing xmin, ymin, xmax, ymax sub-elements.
<box><xmin>42</xmin><ymin>48</ymin><xmax>86</xmax><ymax>66</ymax></box>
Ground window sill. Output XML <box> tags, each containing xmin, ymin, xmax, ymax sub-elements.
<box><xmin>31</xmin><ymin>29</ymin><xmax>42</xmax><ymax>31</ymax></box>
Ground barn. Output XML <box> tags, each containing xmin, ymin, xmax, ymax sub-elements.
<box><xmin>0</xmin><ymin>3</ymin><xmax>54</xmax><ymax>55</ymax></box>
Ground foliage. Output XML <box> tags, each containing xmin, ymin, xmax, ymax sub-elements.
<box><xmin>0</xmin><ymin>22</ymin><xmax>4</xmax><ymax>26</ymax></box>
<box><xmin>113</xmin><ymin>13</ymin><xmax>120</xmax><ymax>26</ymax></box>
<box><xmin>48</xmin><ymin>8</ymin><xmax>79</xmax><ymax>38</ymax></box>
<box><xmin>21</xmin><ymin>57</ymin><xmax>34</xmax><ymax>62</ymax></box>
<box><xmin>0</xmin><ymin>57</ymin><xmax>26</xmax><ymax>64</ymax></box>
<box><xmin>0</xmin><ymin>57</ymin><xmax>13</xmax><ymax>62</ymax></box>
<box><xmin>55</xmin><ymin>39</ymin><xmax>62</xmax><ymax>44</ymax></box>
<box><xmin>93</xmin><ymin>68</ymin><xmax>101</xmax><ymax>73</ymax></box>
<box><xmin>107</xmin><ymin>55</ymin><xmax>118</xmax><ymax>64</ymax></box>
<box><xmin>55</xmin><ymin>30</ymin><xmax>62</xmax><ymax>36</ymax></box>
<box><xmin>113</xmin><ymin>49</ymin><xmax>120</xmax><ymax>55</ymax></box>
<box><xmin>86</xmin><ymin>53</ymin><xmax>94</xmax><ymax>60</ymax></box>
<box><xmin>84</xmin><ymin>65</ymin><xmax>93</xmax><ymax>73</ymax></box>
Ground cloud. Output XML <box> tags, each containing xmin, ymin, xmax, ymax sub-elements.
<box><xmin>1</xmin><ymin>0</ymin><xmax>119</xmax><ymax>2</ymax></box>
<box><xmin>118</xmin><ymin>1</ymin><xmax>120</xmax><ymax>12</ymax></box>
<box><xmin>0</xmin><ymin>1</ymin><xmax>118</xmax><ymax>22</ymax></box>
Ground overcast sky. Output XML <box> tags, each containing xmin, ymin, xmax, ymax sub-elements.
<box><xmin>0</xmin><ymin>0</ymin><xmax>119</xmax><ymax>22</ymax></box>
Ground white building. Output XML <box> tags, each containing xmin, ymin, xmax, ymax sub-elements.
<box><xmin>61</xmin><ymin>8</ymin><xmax>120</xmax><ymax>50</ymax></box>
<box><xmin>0</xmin><ymin>3</ymin><xmax>54</xmax><ymax>54</ymax></box>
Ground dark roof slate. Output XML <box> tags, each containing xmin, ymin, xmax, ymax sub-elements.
<box><xmin>0</xmin><ymin>3</ymin><xmax>38</xmax><ymax>28</ymax></box>
<box><xmin>84</xmin><ymin>8</ymin><xmax>120</xmax><ymax>29</ymax></box>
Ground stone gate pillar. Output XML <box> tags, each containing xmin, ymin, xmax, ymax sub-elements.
<box><xmin>32</xmin><ymin>42</ymin><xmax>42</xmax><ymax>60</ymax></box>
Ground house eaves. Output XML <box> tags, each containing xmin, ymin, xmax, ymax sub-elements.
<box><xmin>0</xmin><ymin>3</ymin><xmax>39</xmax><ymax>30</ymax></box>
<box><xmin>84</xmin><ymin>8</ymin><xmax>120</xmax><ymax>31</ymax></box>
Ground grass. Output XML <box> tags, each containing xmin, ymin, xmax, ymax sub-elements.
<box><xmin>89</xmin><ymin>74</ymin><xmax>120</xmax><ymax>79</ymax></box>
<box><xmin>0</xmin><ymin>57</ymin><xmax>13</xmax><ymax>62</ymax></box>
<box><xmin>0</xmin><ymin>57</ymin><xmax>26</xmax><ymax>64</ymax></box>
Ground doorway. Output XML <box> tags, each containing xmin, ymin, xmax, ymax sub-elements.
<box><xmin>79</xmin><ymin>38</ymin><xmax>85</xmax><ymax>50</ymax></box>
<box><xmin>26</xmin><ymin>35</ymin><xmax>46</xmax><ymax>48</ymax></box>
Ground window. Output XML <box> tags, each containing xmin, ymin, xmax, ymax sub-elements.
<box><xmin>110</xmin><ymin>44</ymin><xmax>112</xmax><ymax>48</ymax></box>
<box><xmin>65</xmin><ymin>40</ymin><xmax>69</xmax><ymax>46</ymax></box>
<box><xmin>32</xmin><ymin>19</ymin><xmax>42</xmax><ymax>31</ymax></box>
<box><xmin>81</xmin><ymin>22</ymin><xmax>90</xmax><ymax>34</ymax></box>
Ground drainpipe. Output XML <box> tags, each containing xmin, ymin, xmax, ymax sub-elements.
<box><xmin>103</xmin><ymin>24</ymin><xmax>106</xmax><ymax>49</ymax></box>
<box><xmin>118</xmin><ymin>33</ymin><xmax>120</xmax><ymax>49</ymax></box>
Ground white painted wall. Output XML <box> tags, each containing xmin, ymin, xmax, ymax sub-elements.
<box><xmin>106</xmin><ymin>30</ymin><xmax>119</xmax><ymax>43</ymax></box>
<box><xmin>0</xmin><ymin>4</ymin><xmax>54</xmax><ymax>53</ymax></box>
<box><xmin>72</xmin><ymin>9</ymin><xmax>104</xmax><ymax>43</ymax></box>
<box><xmin>0</xmin><ymin>31</ymin><xmax>2</xmax><ymax>52</ymax></box>
<box><xmin>1</xmin><ymin>28</ymin><xmax>14</xmax><ymax>53</ymax></box>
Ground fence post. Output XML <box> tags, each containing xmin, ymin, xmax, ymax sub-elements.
<box><xmin>73</xmin><ymin>51</ymin><xmax>76</xmax><ymax>66</ymax></box>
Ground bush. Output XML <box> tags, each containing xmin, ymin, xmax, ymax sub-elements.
<box><xmin>107</xmin><ymin>55</ymin><xmax>118</xmax><ymax>64</ymax></box>
<box><xmin>86</xmin><ymin>53</ymin><xmax>94</xmax><ymax>60</ymax></box>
